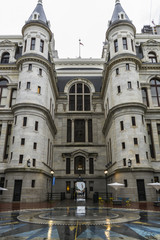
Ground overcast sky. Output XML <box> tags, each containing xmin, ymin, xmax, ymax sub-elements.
<box><xmin>0</xmin><ymin>0</ymin><xmax>160</xmax><ymax>58</ymax></box>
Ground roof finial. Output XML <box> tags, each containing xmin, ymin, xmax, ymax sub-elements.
<box><xmin>115</xmin><ymin>0</ymin><xmax>120</xmax><ymax>4</ymax></box>
<box><xmin>38</xmin><ymin>0</ymin><xmax>42</xmax><ymax>4</ymax></box>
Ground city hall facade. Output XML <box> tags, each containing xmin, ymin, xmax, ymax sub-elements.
<box><xmin>0</xmin><ymin>0</ymin><xmax>160</xmax><ymax>202</ymax></box>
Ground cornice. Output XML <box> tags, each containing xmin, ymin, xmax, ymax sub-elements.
<box><xmin>4</xmin><ymin>167</ymin><xmax>51</xmax><ymax>177</ymax></box>
<box><xmin>12</xmin><ymin>103</ymin><xmax>57</xmax><ymax>135</ymax></box>
<box><xmin>102</xmin><ymin>102</ymin><xmax>147</xmax><ymax>136</ymax></box>
<box><xmin>0</xmin><ymin>63</ymin><xmax>17</xmax><ymax>70</ymax></box>
<box><xmin>141</xmin><ymin>63</ymin><xmax>160</xmax><ymax>70</ymax></box>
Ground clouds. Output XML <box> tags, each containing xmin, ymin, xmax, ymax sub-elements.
<box><xmin>0</xmin><ymin>0</ymin><xmax>160</xmax><ymax>58</ymax></box>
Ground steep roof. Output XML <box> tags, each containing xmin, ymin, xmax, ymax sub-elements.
<box><xmin>26</xmin><ymin>0</ymin><xmax>49</xmax><ymax>27</ymax></box>
<box><xmin>109</xmin><ymin>0</ymin><xmax>131</xmax><ymax>26</ymax></box>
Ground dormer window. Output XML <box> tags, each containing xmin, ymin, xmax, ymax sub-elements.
<box><xmin>148</xmin><ymin>52</ymin><xmax>157</xmax><ymax>63</ymax></box>
<box><xmin>118</xmin><ymin>12</ymin><xmax>126</xmax><ymax>20</ymax></box>
<box><xmin>32</xmin><ymin>12</ymin><xmax>39</xmax><ymax>20</ymax></box>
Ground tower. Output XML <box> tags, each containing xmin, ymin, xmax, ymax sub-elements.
<box><xmin>102</xmin><ymin>0</ymin><xmax>151</xmax><ymax>201</ymax></box>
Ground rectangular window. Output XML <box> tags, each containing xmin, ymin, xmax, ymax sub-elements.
<box><xmin>26</xmin><ymin>82</ymin><xmax>31</xmax><ymax>89</ymax></box>
<box><xmin>144</xmin><ymin>136</ymin><xmax>147</xmax><ymax>143</ymax></box>
<box><xmin>39</xmin><ymin>68</ymin><xmax>42</xmax><ymax>76</ymax></box>
<box><xmin>24</xmin><ymin>40</ymin><xmax>27</xmax><ymax>52</ymax></box>
<box><xmin>23</xmin><ymin>117</ymin><xmax>27</xmax><ymax>126</ymax></box>
<box><xmin>31</xmin><ymin>180</ymin><xmax>35</xmax><ymax>188</ymax></box>
<box><xmin>123</xmin><ymin>37</ymin><xmax>128</xmax><ymax>50</ymax></box>
<box><xmin>10</xmin><ymin>152</ymin><xmax>13</xmax><ymax>161</ymax></box>
<box><xmin>66</xmin><ymin>158</ymin><xmax>70</xmax><ymax>174</ymax></box>
<box><xmin>4</xmin><ymin>124</ymin><xmax>12</xmax><ymax>159</ymax></box>
<box><xmin>28</xmin><ymin>64</ymin><xmax>32</xmax><ymax>71</ymax></box>
<box><xmin>114</xmin><ymin>39</ymin><xmax>118</xmax><ymax>52</ymax></box>
<box><xmin>89</xmin><ymin>158</ymin><xmax>94</xmax><ymax>174</ymax></box>
<box><xmin>128</xmin><ymin>81</ymin><xmax>132</xmax><ymax>89</ymax></box>
<box><xmin>131</xmin><ymin>39</ymin><xmax>134</xmax><ymax>51</ymax></box>
<box><xmin>88</xmin><ymin>119</ymin><xmax>93</xmax><ymax>142</ymax></box>
<box><xmin>146</xmin><ymin>152</ymin><xmax>149</xmax><ymax>159</ymax></box>
<box><xmin>154</xmin><ymin>176</ymin><xmax>159</xmax><ymax>182</ymax></box>
<box><xmin>35</xmin><ymin>121</ymin><xmax>38</xmax><ymax>131</ymax></box>
<box><xmin>15</xmin><ymin>116</ymin><xmax>17</xmax><ymax>125</ymax></box>
<box><xmin>40</xmin><ymin>40</ymin><xmax>44</xmax><ymax>53</ymax></box>
<box><xmin>12</xmin><ymin>136</ymin><xmax>15</xmax><ymax>144</ymax></box>
<box><xmin>33</xmin><ymin>158</ymin><xmax>36</xmax><ymax>167</ymax></box>
<box><xmin>33</xmin><ymin>142</ymin><xmax>37</xmax><ymax>150</ymax></box>
<box><xmin>126</xmin><ymin>63</ymin><xmax>130</xmax><ymax>70</ymax></box>
<box><xmin>123</xmin><ymin>158</ymin><xmax>126</xmax><ymax>166</ymax></box>
<box><xmin>122</xmin><ymin>142</ymin><xmax>125</xmax><ymax>149</ymax></box>
<box><xmin>131</xmin><ymin>116</ymin><xmax>136</xmax><ymax>126</ymax></box>
<box><xmin>117</xmin><ymin>86</ymin><xmax>121</xmax><ymax>93</ymax></box>
<box><xmin>37</xmin><ymin>86</ymin><xmax>41</xmax><ymax>94</ymax></box>
<box><xmin>116</xmin><ymin>68</ymin><xmax>119</xmax><ymax>75</ymax></box>
<box><xmin>30</xmin><ymin>38</ymin><xmax>36</xmax><ymax>50</ymax></box>
<box><xmin>74</xmin><ymin>119</ymin><xmax>85</xmax><ymax>142</ymax></box>
<box><xmin>21</xmin><ymin>138</ymin><xmax>25</xmax><ymax>145</ymax></box>
<box><xmin>10</xmin><ymin>89</ymin><xmax>17</xmax><ymax>107</ymax></box>
<box><xmin>137</xmin><ymin>81</ymin><xmax>140</xmax><ymax>88</ymax></box>
<box><xmin>124</xmin><ymin>179</ymin><xmax>128</xmax><ymax>187</ymax></box>
<box><xmin>19</xmin><ymin>154</ymin><xmax>23</xmax><ymax>164</ymax></box>
<box><xmin>67</xmin><ymin>119</ymin><xmax>72</xmax><ymax>142</ymax></box>
<box><xmin>142</xmin><ymin>88</ymin><xmax>149</xmax><ymax>107</ymax></box>
<box><xmin>157</xmin><ymin>124</ymin><xmax>160</xmax><ymax>146</ymax></box>
<box><xmin>135</xmin><ymin>154</ymin><xmax>140</xmax><ymax>163</ymax></box>
<box><xmin>134</xmin><ymin>138</ymin><xmax>138</xmax><ymax>145</ymax></box>
<box><xmin>0</xmin><ymin>124</ymin><xmax>2</xmax><ymax>136</ymax></box>
<box><xmin>120</xmin><ymin>121</ymin><xmax>124</xmax><ymax>130</ymax></box>
<box><xmin>147</xmin><ymin>124</ymin><xmax>155</xmax><ymax>158</ymax></box>
<box><xmin>19</xmin><ymin>81</ymin><xmax>21</xmax><ymax>89</ymax></box>
<box><xmin>66</xmin><ymin>181</ymin><xmax>71</xmax><ymax>193</ymax></box>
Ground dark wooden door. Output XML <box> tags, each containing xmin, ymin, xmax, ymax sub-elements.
<box><xmin>13</xmin><ymin>180</ymin><xmax>22</xmax><ymax>201</ymax></box>
<box><xmin>137</xmin><ymin>179</ymin><xmax>146</xmax><ymax>201</ymax></box>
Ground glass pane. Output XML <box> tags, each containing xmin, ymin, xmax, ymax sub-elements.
<box><xmin>77</xmin><ymin>83</ymin><xmax>82</xmax><ymax>93</ymax></box>
<box><xmin>84</xmin><ymin>95</ymin><xmax>90</xmax><ymax>111</ymax></box>
<box><xmin>2</xmin><ymin>88</ymin><xmax>8</xmax><ymax>97</ymax></box>
<box><xmin>77</xmin><ymin>95</ymin><xmax>83</xmax><ymax>111</ymax></box>
<box><xmin>150</xmin><ymin>79</ymin><xmax>156</xmax><ymax>84</ymax></box>
<box><xmin>69</xmin><ymin>95</ymin><xmax>75</xmax><ymax>111</ymax></box>
<box><xmin>152</xmin><ymin>96</ymin><xmax>158</xmax><ymax>106</ymax></box>
<box><xmin>151</xmin><ymin>87</ymin><xmax>157</xmax><ymax>96</ymax></box>
<box><xmin>0</xmin><ymin>80</ymin><xmax>8</xmax><ymax>86</ymax></box>
<box><xmin>1</xmin><ymin>97</ymin><xmax>7</xmax><ymax>105</ymax></box>
<box><xmin>74</xmin><ymin>120</ymin><xmax>85</xmax><ymax>142</ymax></box>
<box><xmin>70</xmin><ymin>85</ymin><xmax>75</xmax><ymax>93</ymax></box>
<box><xmin>84</xmin><ymin>85</ymin><xmax>90</xmax><ymax>93</ymax></box>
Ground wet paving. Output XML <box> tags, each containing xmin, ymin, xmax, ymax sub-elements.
<box><xmin>0</xmin><ymin>200</ymin><xmax>160</xmax><ymax>239</ymax></box>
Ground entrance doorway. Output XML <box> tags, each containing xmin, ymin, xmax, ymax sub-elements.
<box><xmin>137</xmin><ymin>179</ymin><xmax>146</xmax><ymax>201</ymax></box>
<box><xmin>75</xmin><ymin>181</ymin><xmax>86</xmax><ymax>201</ymax></box>
<box><xmin>13</xmin><ymin>180</ymin><xmax>22</xmax><ymax>201</ymax></box>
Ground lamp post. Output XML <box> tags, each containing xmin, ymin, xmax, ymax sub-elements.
<box><xmin>50</xmin><ymin>170</ymin><xmax>54</xmax><ymax>200</ymax></box>
<box><xmin>104</xmin><ymin>169</ymin><xmax>108</xmax><ymax>201</ymax></box>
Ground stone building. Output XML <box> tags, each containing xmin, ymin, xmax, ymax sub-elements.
<box><xmin>0</xmin><ymin>0</ymin><xmax>160</xmax><ymax>202</ymax></box>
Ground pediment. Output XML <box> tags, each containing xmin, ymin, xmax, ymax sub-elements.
<box><xmin>62</xmin><ymin>149</ymin><xmax>98</xmax><ymax>158</ymax></box>
<box><xmin>142</xmin><ymin>40</ymin><xmax>160</xmax><ymax>47</ymax></box>
<box><xmin>0</xmin><ymin>40</ymin><xmax>15</xmax><ymax>46</ymax></box>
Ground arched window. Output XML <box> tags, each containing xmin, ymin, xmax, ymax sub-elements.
<box><xmin>69</xmin><ymin>83</ymin><xmax>91</xmax><ymax>111</ymax></box>
<box><xmin>0</xmin><ymin>79</ymin><xmax>8</xmax><ymax>105</ymax></box>
<box><xmin>1</xmin><ymin>52</ymin><xmax>10</xmax><ymax>64</ymax></box>
<box><xmin>74</xmin><ymin>156</ymin><xmax>85</xmax><ymax>174</ymax></box>
<box><xmin>150</xmin><ymin>79</ymin><xmax>160</xmax><ymax>106</ymax></box>
<box><xmin>148</xmin><ymin>52</ymin><xmax>157</xmax><ymax>63</ymax></box>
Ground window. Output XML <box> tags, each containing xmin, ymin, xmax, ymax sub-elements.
<box><xmin>33</xmin><ymin>142</ymin><xmax>37</xmax><ymax>150</ymax></box>
<box><xmin>131</xmin><ymin>39</ymin><xmax>134</xmax><ymax>51</ymax></box>
<box><xmin>39</xmin><ymin>68</ymin><xmax>42</xmax><ymax>76</ymax></box>
<box><xmin>66</xmin><ymin>181</ymin><xmax>71</xmax><ymax>193</ymax></box>
<box><xmin>128</xmin><ymin>81</ymin><xmax>132</xmax><ymax>89</ymax></box>
<box><xmin>19</xmin><ymin>81</ymin><xmax>21</xmax><ymax>89</ymax></box>
<box><xmin>4</xmin><ymin>124</ymin><xmax>12</xmax><ymax>159</ymax></box>
<box><xmin>28</xmin><ymin>64</ymin><xmax>32</xmax><ymax>71</ymax></box>
<box><xmin>10</xmin><ymin>89</ymin><xmax>17</xmax><ymax>107</ymax></box>
<box><xmin>137</xmin><ymin>81</ymin><xmax>140</xmax><ymax>88</ymax></box>
<box><xmin>123</xmin><ymin>158</ymin><xmax>126</xmax><ymax>166</ymax></box>
<box><xmin>10</xmin><ymin>152</ymin><xmax>13</xmax><ymax>161</ymax></box>
<box><xmin>134</xmin><ymin>138</ymin><xmax>138</xmax><ymax>145</ymax></box>
<box><xmin>37</xmin><ymin>86</ymin><xmax>41</xmax><ymax>94</ymax></box>
<box><xmin>124</xmin><ymin>179</ymin><xmax>128</xmax><ymax>187</ymax></box>
<box><xmin>15</xmin><ymin>116</ymin><xmax>17</xmax><ymax>125</ymax></box>
<box><xmin>142</xmin><ymin>88</ymin><xmax>149</xmax><ymax>106</ymax></box>
<box><xmin>74</xmin><ymin>156</ymin><xmax>85</xmax><ymax>174</ymax></box>
<box><xmin>89</xmin><ymin>158</ymin><xmax>94</xmax><ymax>174</ymax></box>
<box><xmin>26</xmin><ymin>82</ymin><xmax>31</xmax><ymax>89</ymax></box>
<box><xmin>21</xmin><ymin>138</ymin><xmax>25</xmax><ymax>145</ymax></box>
<box><xmin>135</xmin><ymin>154</ymin><xmax>140</xmax><ymax>163</ymax></box>
<box><xmin>122</xmin><ymin>142</ymin><xmax>125</xmax><ymax>149</ymax></box>
<box><xmin>114</xmin><ymin>39</ymin><xmax>118</xmax><ymax>52</ymax></box>
<box><xmin>150</xmin><ymin>79</ymin><xmax>160</xmax><ymax>106</ymax></box>
<box><xmin>66</xmin><ymin>158</ymin><xmax>70</xmax><ymax>174</ymax></box>
<box><xmin>23</xmin><ymin>117</ymin><xmax>27</xmax><ymax>126</ymax></box>
<box><xmin>67</xmin><ymin>119</ymin><xmax>72</xmax><ymax>142</ymax></box>
<box><xmin>24</xmin><ymin>40</ymin><xmax>27</xmax><ymax>52</ymax></box>
<box><xmin>0</xmin><ymin>79</ymin><xmax>8</xmax><ymax>105</ymax></box>
<box><xmin>31</xmin><ymin>180</ymin><xmax>35</xmax><ymax>188</ymax></box>
<box><xmin>74</xmin><ymin>119</ymin><xmax>85</xmax><ymax>142</ymax></box>
<box><xmin>120</xmin><ymin>121</ymin><xmax>124</xmax><ymax>131</ymax></box>
<box><xmin>122</xmin><ymin>37</ymin><xmax>128</xmax><ymax>50</ymax></box>
<box><xmin>35</xmin><ymin>121</ymin><xmax>38</xmax><ymax>131</ymax></box>
<box><xmin>88</xmin><ymin>119</ymin><xmax>93</xmax><ymax>142</ymax></box>
<box><xmin>0</xmin><ymin>124</ymin><xmax>2</xmax><ymax>136</ymax></box>
<box><xmin>117</xmin><ymin>86</ymin><xmax>121</xmax><ymax>93</ymax></box>
<box><xmin>40</xmin><ymin>40</ymin><xmax>44</xmax><ymax>53</ymax></box>
<box><xmin>144</xmin><ymin>135</ymin><xmax>147</xmax><ymax>143</ymax></box>
<box><xmin>69</xmin><ymin>83</ymin><xmax>91</xmax><ymax>111</ymax></box>
<box><xmin>154</xmin><ymin>176</ymin><xmax>159</xmax><ymax>183</ymax></box>
<box><xmin>33</xmin><ymin>158</ymin><xmax>36</xmax><ymax>167</ymax></box>
<box><xmin>1</xmin><ymin>52</ymin><xmax>10</xmax><ymax>63</ymax></box>
<box><xmin>30</xmin><ymin>38</ymin><xmax>36</xmax><ymax>50</ymax></box>
<box><xmin>126</xmin><ymin>63</ymin><xmax>130</xmax><ymax>70</ymax></box>
<box><xmin>19</xmin><ymin>155</ymin><xmax>23</xmax><ymax>164</ymax></box>
<box><xmin>131</xmin><ymin>116</ymin><xmax>136</xmax><ymax>126</ymax></box>
<box><xmin>146</xmin><ymin>152</ymin><xmax>149</xmax><ymax>159</ymax></box>
<box><xmin>116</xmin><ymin>68</ymin><xmax>119</xmax><ymax>75</ymax></box>
<box><xmin>148</xmin><ymin>52</ymin><xmax>157</xmax><ymax>63</ymax></box>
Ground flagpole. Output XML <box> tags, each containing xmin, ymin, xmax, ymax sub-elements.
<box><xmin>79</xmin><ymin>39</ymin><xmax>81</xmax><ymax>58</ymax></box>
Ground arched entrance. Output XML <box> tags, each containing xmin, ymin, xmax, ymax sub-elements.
<box><xmin>75</xmin><ymin>181</ymin><xmax>86</xmax><ymax>201</ymax></box>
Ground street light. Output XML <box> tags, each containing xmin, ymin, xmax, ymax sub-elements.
<box><xmin>104</xmin><ymin>169</ymin><xmax>108</xmax><ymax>201</ymax></box>
<box><xmin>51</xmin><ymin>170</ymin><xmax>54</xmax><ymax>200</ymax></box>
